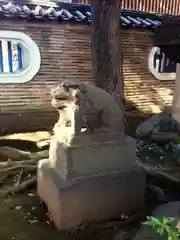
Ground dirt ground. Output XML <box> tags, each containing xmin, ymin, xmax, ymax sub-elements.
<box><xmin>0</xmin><ymin>191</ymin><xmax>135</xmax><ymax>240</ymax></box>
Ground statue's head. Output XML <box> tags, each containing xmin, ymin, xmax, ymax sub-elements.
<box><xmin>51</xmin><ymin>80</ymin><xmax>83</xmax><ymax>110</ymax></box>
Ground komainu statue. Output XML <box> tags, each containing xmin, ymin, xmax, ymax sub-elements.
<box><xmin>37</xmin><ymin>80</ymin><xmax>146</xmax><ymax>230</ymax></box>
<box><xmin>51</xmin><ymin>80</ymin><xmax>125</xmax><ymax>134</ymax></box>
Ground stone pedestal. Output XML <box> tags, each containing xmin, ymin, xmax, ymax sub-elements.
<box><xmin>37</xmin><ymin>134</ymin><xmax>146</xmax><ymax>230</ymax></box>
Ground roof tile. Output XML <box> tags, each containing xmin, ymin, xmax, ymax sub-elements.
<box><xmin>0</xmin><ymin>2</ymin><xmax>163</xmax><ymax>28</ymax></box>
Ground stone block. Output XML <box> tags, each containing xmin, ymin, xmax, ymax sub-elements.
<box><xmin>52</xmin><ymin>133</ymin><xmax>136</xmax><ymax>181</ymax></box>
<box><xmin>37</xmin><ymin>164</ymin><xmax>146</xmax><ymax>230</ymax></box>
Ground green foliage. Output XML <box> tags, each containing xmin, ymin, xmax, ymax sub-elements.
<box><xmin>143</xmin><ymin>216</ymin><xmax>180</xmax><ymax>240</ymax></box>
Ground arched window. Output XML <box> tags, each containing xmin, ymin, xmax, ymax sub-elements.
<box><xmin>148</xmin><ymin>47</ymin><xmax>176</xmax><ymax>81</ymax></box>
<box><xmin>0</xmin><ymin>31</ymin><xmax>41</xmax><ymax>83</ymax></box>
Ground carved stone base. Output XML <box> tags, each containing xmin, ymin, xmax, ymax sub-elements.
<box><xmin>49</xmin><ymin>134</ymin><xmax>137</xmax><ymax>181</ymax></box>
<box><xmin>37</xmin><ymin>166</ymin><xmax>145</xmax><ymax>230</ymax></box>
<box><xmin>37</xmin><ymin>134</ymin><xmax>146</xmax><ymax>230</ymax></box>
<box><xmin>68</xmin><ymin>134</ymin><xmax>137</xmax><ymax>179</ymax></box>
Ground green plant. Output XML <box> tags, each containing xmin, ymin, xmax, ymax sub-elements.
<box><xmin>143</xmin><ymin>216</ymin><xmax>180</xmax><ymax>240</ymax></box>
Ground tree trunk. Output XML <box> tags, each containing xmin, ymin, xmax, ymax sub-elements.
<box><xmin>91</xmin><ymin>0</ymin><xmax>124</xmax><ymax>105</ymax></box>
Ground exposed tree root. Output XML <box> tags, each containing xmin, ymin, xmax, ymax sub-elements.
<box><xmin>0</xmin><ymin>146</ymin><xmax>48</xmax><ymax>162</ymax></box>
<box><xmin>0</xmin><ymin>177</ymin><xmax>36</xmax><ymax>198</ymax></box>
<box><xmin>0</xmin><ymin>143</ymin><xmax>49</xmax><ymax>198</ymax></box>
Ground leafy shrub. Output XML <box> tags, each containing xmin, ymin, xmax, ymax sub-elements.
<box><xmin>144</xmin><ymin>216</ymin><xmax>180</xmax><ymax>240</ymax></box>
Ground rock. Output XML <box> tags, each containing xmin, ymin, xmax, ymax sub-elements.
<box><xmin>132</xmin><ymin>226</ymin><xmax>161</xmax><ymax>240</ymax></box>
<box><xmin>136</xmin><ymin>111</ymin><xmax>180</xmax><ymax>142</ymax></box>
<box><xmin>152</xmin><ymin>201</ymin><xmax>180</xmax><ymax>219</ymax></box>
<box><xmin>136</xmin><ymin>115</ymin><xmax>161</xmax><ymax>139</ymax></box>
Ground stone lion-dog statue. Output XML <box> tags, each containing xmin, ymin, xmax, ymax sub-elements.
<box><xmin>51</xmin><ymin>80</ymin><xmax>124</xmax><ymax>135</ymax></box>
<box><xmin>37</xmin><ymin>80</ymin><xmax>145</xmax><ymax>231</ymax></box>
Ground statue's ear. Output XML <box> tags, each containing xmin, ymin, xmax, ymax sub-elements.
<box><xmin>51</xmin><ymin>84</ymin><xmax>61</xmax><ymax>96</ymax></box>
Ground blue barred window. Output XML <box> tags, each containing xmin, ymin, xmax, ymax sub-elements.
<box><xmin>0</xmin><ymin>31</ymin><xmax>41</xmax><ymax>83</ymax></box>
<box><xmin>0</xmin><ymin>40</ymin><xmax>23</xmax><ymax>73</ymax></box>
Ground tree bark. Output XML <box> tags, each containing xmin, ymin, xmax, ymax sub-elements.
<box><xmin>91</xmin><ymin>0</ymin><xmax>124</xmax><ymax>105</ymax></box>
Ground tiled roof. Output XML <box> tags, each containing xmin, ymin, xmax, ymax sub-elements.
<box><xmin>0</xmin><ymin>2</ymin><xmax>164</xmax><ymax>28</ymax></box>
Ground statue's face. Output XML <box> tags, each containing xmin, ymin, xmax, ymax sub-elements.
<box><xmin>51</xmin><ymin>83</ymin><xmax>81</xmax><ymax>110</ymax></box>
<box><xmin>51</xmin><ymin>84</ymin><xmax>69</xmax><ymax>110</ymax></box>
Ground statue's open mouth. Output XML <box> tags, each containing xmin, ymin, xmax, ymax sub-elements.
<box><xmin>57</xmin><ymin>105</ymin><xmax>67</xmax><ymax>110</ymax></box>
<box><xmin>54</xmin><ymin>96</ymin><xmax>67</xmax><ymax>101</ymax></box>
